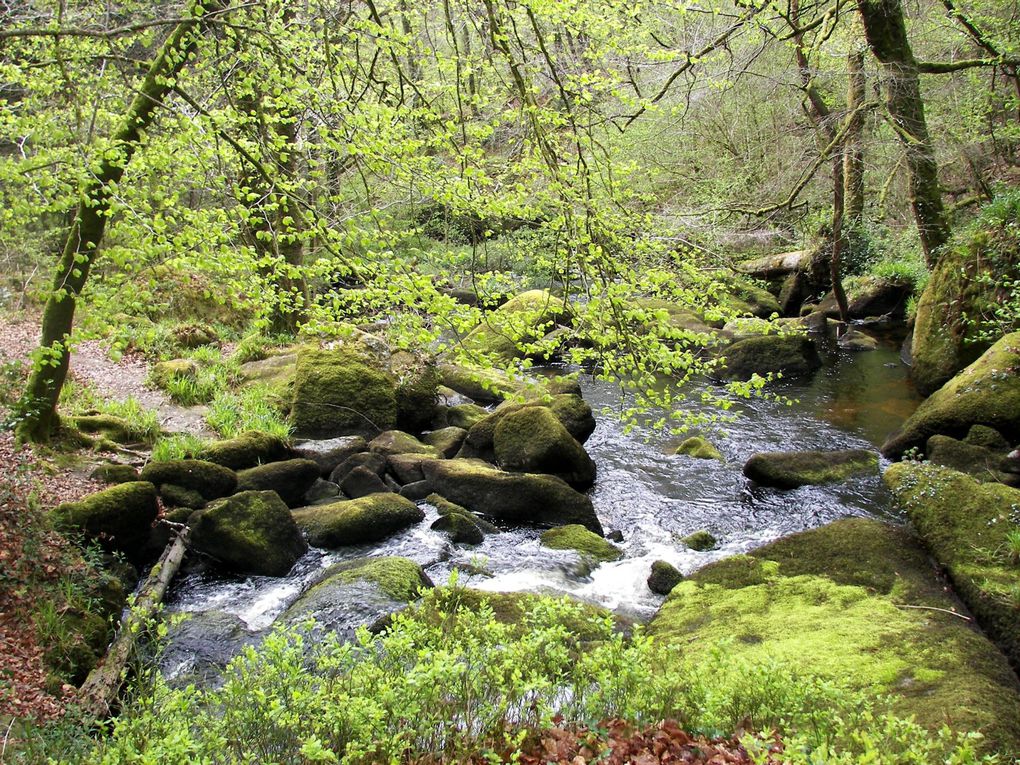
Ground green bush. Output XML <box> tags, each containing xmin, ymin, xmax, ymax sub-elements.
<box><xmin>28</xmin><ymin>587</ymin><xmax>998</xmax><ymax>765</ymax></box>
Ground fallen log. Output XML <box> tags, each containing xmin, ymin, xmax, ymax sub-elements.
<box><xmin>78</xmin><ymin>525</ymin><xmax>190</xmax><ymax>719</ymax></box>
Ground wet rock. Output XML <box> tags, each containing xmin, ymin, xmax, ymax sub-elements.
<box><xmin>459</xmin><ymin>395</ymin><xmax>595</xmax><ymax>462</ymax></box>
<box><xmin>387</xmin><ymin>453</ymin><xmax>435</xmax><ymax>485</ymax></box>
<box><xmin>606</xmin><ymin>529</ymin><xmax>624</xmax><ymax>542</ymax></box>
<box><xmin>541</xmin><ymin>524</ymin><xmax>621</xmax><ymax>562</ymax></box>
<box><xmin>393</xmin><ymin>356</ymin><xmax>440</xmax><ymax>433</ymax></box>
<box><xmin>674</xmin><ymin>436</ymin><xmax>723</xmax><ymax>461</ymax></box>
<box><xmin>431</xmin><ymin>511</ymin><xmax>485</xmax><ymax>544</ymax></box>
<box><xmin>292</xmin><ymin>436</ymin><xmax>368</xmax><ymax>475</ymax></box>
<box><xmin>51</xmin><ymin>482</ymin><xmax>158</xmax><ymax>559</ymax></box>
<box><xmin>881</xmin><ymin>333</ymin><xmax>1020</xmax><ymax>458</ymax></box>
<box><xmin>340</xmin><ymin>465</ymin><xmax>390</xmax><ymax>499</ymax></box>
<box><xmin>681</xmin><ymin>530</ymin><xmax>718</xmax><ymax>551</ymax></box>
<box><xmin>926</xmin><ymin>434</ymin><xmax>1009</xmax><ymax>481</ymax></box>
<box><xmin>399</xmin><ymin>480</ymin><xmax>433</xmax><ymax>500</ymax></box>
<box><xmin>329</xmin><ymin>452</ymin><xmax>387</xmax><ymax>484</ymax></box>
<box><xmin>303</xmin><ymin>478</ymin><xmax>340</xmax><ymax>504</ymax></box>
<box><xmin>718</xmin><ymin>334</ymin><xmax>821</xmax><ymax>381</ymax></box>
<box><xmin>162</xmin><ymin>611</ymin><xmax>257</xmax><ymax>689</ymax></box>
<box><xmin>369</xmin><ymin>430</ymin><xmax>439</xmax><ymax>458</ymax></box>
<box><xmin>837</xmin><ymin>328</ymin><xmax>879</xmax><ymax>352</ymax></box>
<box><xmin>190</xmin><ymin>490</ymin><xmax>308</xmax><ymax>577</ymax></box>
<box><xmin>493</xmin><ymin>407</ymin><xmax>596</xmax><ymax>490</ymax></box>
<box><xmin>743</xmin><ymin>449</ymin><xmax>878</xmax><ymax>489</ymax></box>
<box><xmin>648</xmin><ymin>518</ymin><xmax>1020</xmax><ymax>754</ymax></box>
<box><xmin>422</xmin><ymin>426</ymin><xmax>468</xmax><ymax>458</ymax></box>
<box><xmin>236</xmin><ymin>458</ymin><xmax>321</xmax><ymax>507</ymax></box>
<box><xmin>647</xmin><ymin>560</ymin><xmax>683</xmax><ymax>595</ymax></box>
<box><xmin>423</xmin><ymin>459</ymin><xmax>602</xmax><ymax>534</ymax></box>
<box><xmin>197</xmin><ymin>431</ymin><xmax>291</xmax><ymax>470</ymax></box>
<box><xmin>292</xmin><ymin>493</ymin><xmax>424</xmax><ymax>548</ymax></box>
<box><xmin>847</xmin><ymin>276</ymin><xmax>912</xmax><ymax>319</ymax></box>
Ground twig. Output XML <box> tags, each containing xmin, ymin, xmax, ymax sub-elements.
<box><xmin>894</xmin><ymin>603</ymin><xmax>971</xmax><ymax>621</ymax></box>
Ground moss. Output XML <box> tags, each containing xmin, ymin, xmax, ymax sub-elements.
<box><xmin>462</xmin><ymin>289</ymin><xmax>572</xmax><ymax>362</ymax></box>
<box><xmin>189</xmin><ymin>490</ymin><xmax>308</xmax><ymax>576</ymax></box>
<box><xmin>743</xmin><ymin>449</ymin><xmax>878</xmax><ymax>488</ymax></box>
<box><xmin>51</xmin><ymin>481</ymin><xmax>158</xmax><ymax>558</ymax></box>
<box><xmin>647</xmin><ymin>560</ymin><xmax>684</xmax><ymax>594</ymax></box>
<box><xmin>541</xmin><ymin>524</ymin><xmax>621</xmax><ymax>562</ymax></box>
<box><xmin>71</xmin><ymin>414</ymin><xmax>149</xmax><ymax>445</ymax></box>
<box><xmin>197</xmin><ymin>430</ymin><xmax>291</xmax><ymax>470</ymax></box>
<box><xmin>446</xmin><ymin>403</ymin><xmax>489</xmax><ymax>430</ymax></box>
<box><xmin>681</xmin><ymin>530</ymin><xmax>718</xmax><ymax>551</ymax></box>
<box><xmin>431</xmin><ymin>511</ymin><xmax>485</xmax><ymax>544</ymax></box>
<box><xmin>423</xmin><ymin>458</ymin><xmax>602</xmax><ymax>534</ymax></box>
<box><xmin>290</xmin><ymin>347</ymin><xmax>397</xmax><ymax>438</ymax></box>
<box><xmin>171</xmin><ymin>322</ymin><xmax>218</xmax><ymax>349</ymax></box>
<box><xmin>368</xmin><ymin>430</ymin><xmax>440</xmax><ymax>457</ymax></box>
<box><xmin>460</xmin><ymin>395</ymin><xmax>594</xmax><ymax>462</ymax></box>
<box><xmin>884</xmin><ymin>462</ymin><xmax>1020</xmax><ymax>670</ymax></box>
<box><xmin>140</xmin><ymin>459</ymin><xmax>238</xmax><ymax>500</ymax></box>
<box><xmin>236</xmin><ymin>458</ymin><xmax>321</xmax><ymax>507</ymax></box>
<box><xmin>292</xmin><ymin>493</ymin><xmax>425</xmax><ymax>548</ymax></box>
<box><xmin>926</xmin><ymin>434</ymin><xmax>1004</xmax><ymax>480</ymax></box>
<box><xmin>159</xmin><ymin>483</ymin><xmax>206</xmax><ymax>509</ymax></box>
<box><xmin>90</xmin><ymin>462</ymin><xmax>140</xmax><ymax>484</ymax></box>
<box><xmin>422</xmin><ymin>427</ymin><xmax>467</xmax><ymax>458</ymax></box>
<box><xmin>493</xmin><ymin>407</ymin><xmax>596</xmax><ymax>490</ymax></box>
<box><xmin>709</xmin><ymin>271</ymin><xmax>781</xmax><ymax>319</ymax></box>
<box><xmin>965</xmin><ymin>424</ymin><xmax>1011</xmax><ymax>452</ymax></box>
<box><xmin>329</xmin><ymin>556</ymin><xmax>434</xmax><ymax>601</ymax></box>
<box><xmin>718</xmin><ymin>334</ymin><xmax>821</xmax><ymax>381</ymax></box>
<box><xmin>438</xmin><ymin>362</ymin><xmax>520</xmax><ymax>403</ymax></box>
<box><xmin>649</xmin><ymin>518</ymin><xmax>1020</xmax><ymax>754</ymax></box>
<box><xmin>675</xmin><ymin>436</ymin><xmax>723</xmax><ymax>461</ymax></box>
<box><xmin>150</xmin><ymin>358</ymin><xmax>198</xmax><ymax>389</ymax></box>
<box><xmin>882</xmin><ymin>332</ymin><xmax>1020</xmax><ymax>457</ymax></box>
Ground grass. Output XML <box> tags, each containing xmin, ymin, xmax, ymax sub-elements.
<box><xmin>149</xmin><ymin>432</ymin><xmax>207</xmax><ymax>462</ymax></box>
<box><xmin>57</xmin><ymin>382</ymin><xmax>163</xmax><ymax>445</ymax></box>
<box><xmin>205</xmin><ymin>384</ymin><xmax>291</xmax><ymax>439</ymax></box>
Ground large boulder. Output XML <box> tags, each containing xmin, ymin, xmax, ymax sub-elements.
<box><xmin>885</xmin><ymin>463</ymin><xmax>1020</xmax><ymax>671</ymax></box>
<box><xmin>743</xmin><ymin>449</ymin><xmax>878</xmax><ymax>489</ymax></box>
<box><xmin>462</xmin><ymin>289</ymin><xmax>572</xmax><ymax>362</ymax></box>
<box><xmin>189</xmin><ymin>490</ymin><xmax>308</xmax><ymax>577</ymax></box>
<box><xmin>368</xmin><ymin>430</ymin><xmax>439</xmax><ymax>458</ymax></box>
<box><xmin>290</xmin><ymin>347</ymin><xmax>397</xmax><ymax>438</ymax></box>
<box><xmin>291</xmin><ymin>493</ymin><xmax>424</xmax><ymax>548</ymax></box>
<box><xmin>925</xmin><ymin>434</ymin><xmax>1012</xmax><ymax>481</ymax></box>
<box><xmin>197</xmin><ymin>431</ymin><xmax>291</xmax><ymax>470</ymax></box>
<box><xmin>141</xmin><ymin>459</ymin><xmax>238</xmax><ymax>500</ymax></box>
<box><xmin>648</xmin><ymin>518</ymin><xmax>1020</xmax><ymax>754</ymax></box>
<box><xmin>911</xmin><ymin>203</ymin><xmax>1020</xmax><ymax>395</ymax></box>
<box><xmin>881</xmin><ymin>332</ymin><xmax>1020</xmax><ymax>458</ymax></box>
<box><xmin>709</xmin><ymin>272</ymin><xmax>781</xmax><ymax>319</ymax></box>
<box><xmin>422</xmin><ymin>458</ymin><xmax>602</xmax><ymax>534</ymax></box>
<box><xmin>51</xmin><ymin>482</ymin><xmax>158</xmax><ymax>558</ymax></box>
<box><xmin>459</xmin><ymin>395</ymin><xmax>595</xmax><ymax>461</ymax></box>
<box><xmin>717</xmin><ymin>334</ymin><xmax>820</xmax><ymax>381</ymax></box>
<box><xmin>735</xmin><ymin>249</ymin><xmax>813</xmax><ymax>280</ymax></box>
<box><xmin>492</xmin><ymin>406</ymin><xmax>596</xmax><ymax>490</ymax></box>
<box><xmin>421</xmin><ymin>426</ymin><xmax>468</xmax><ymax>458</ymax></box>
<box><xmin>540</xmin><ymin>524</ymin><xmax>621</xmax><ymax>562</ymax></box>
<box><xmin>393</xmin><ymin>355</ymin><xmax>441</xmax><ymax>433</ymax></box>
<box><xmin>236</xmin><ymin>458</ymin><xmax>321</xmax><ymax>507</ymax></box>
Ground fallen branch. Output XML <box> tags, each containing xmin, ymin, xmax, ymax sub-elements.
<box><xmin>894</xmin><ymin>603</ymin><xmax>971</xmax><ymax>622</ymax></box>
<box><xmin>77</xmin><ymin>525</ymin><xmax>191</xmax><ymax>719</ymax></box>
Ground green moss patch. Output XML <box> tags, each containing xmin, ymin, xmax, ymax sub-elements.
<box><xmin>292</xmin><ymin>493</ymin><xmax>425</xmax><ymax>548</ymax></box>
<box><xmin>681</xmin><ymin>530</ymin><xmax>718</xmax><ymax>551</ymax></box>
<box><xmin>718</xmin><ymin>333</ymin><xmax>820</xmax><ymax>381</ymax></box>
<box><xmin>541</xmin><ymin>524</ymin><xmax>621</xmax><ymax>562</ymax></box>
<box><xmin>674</xmin><ymin>436</ymin><xmax>723</xmax><ymax>461</ymax></box>
<box><xmin>493</xmin><ymin>406</ymin><xmax>596</xmax><ymax>489</ymax></box>
<box><xmin>330</xmin><ymin>556</ymin><xmax>434</xmax><ymax>602</ymax></box>
<box><xmin>141</xmin><ymin>459</ymin><xmax>238</xmax><ymax>500</ymax></box>
<box><xmin>51</xmin><ymin>481</ymin><xmax>158</xmax><ymax>559</ymax></box>
<box><xmin>742</xmin><ymin>449</ymin><xmax>878</xmax><ymax>488</ymax></box>
<box><xmin>196</xmin><ymin>431</ymin><xmax>291</xmax><ymax>470</ymax></box>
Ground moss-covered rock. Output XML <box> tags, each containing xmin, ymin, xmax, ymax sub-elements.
<box><xmin>422</xmin><ymin>426</ymin><xmax>467</xmax><ymax>458</ymax></box>
<box><xmin>709</xmin><ymin>271</ymin><xmax>782</xmax><ymax>319</ymax></box>
<box><xmin>159</xmin><ymin>483</ymin><xmax>206</xmax><ymax>510</ymax></box>
<box><xmin>541</xmin><ymin>524</ymin><xmax>621</xmax><ymax>562</ymax></box>
<box><xmin>150</xmin><ymin>358</ymin><xmax>198</xmax><ymax>389</ymax></box>
<box><xmin>329</xmin><ymin>451</ymin><xmax>387</xmax><ymax>484</ymax></box>
<box><xmin>431</xmin><ymin>510</ymin><xmax>485</xmax><ymax>544</ymax></box>
<box><xmin>189</xmin><ymin>490</ymin><xmax>307</xmax><ymax>577</ymax></box>
<box><xmin>718</xmin><ymin>333</ymin><xmax>821</xmax><ymax>381</ymax></box>
<box><xmin>369</xmin><ymin>430</ymin><xmax>440</xmax><ymax>457</ymax></box>
<box><xmin>674</xmin><ymin>436</ymin><xmax>723</xmax><ymax>461</ymax></box>
<box><xmin>51</xmin><ymin>482</ymin><xmax>158</xmax><ymax>558</ymax></box>
<box><xmin>882</xmin><ymin>332</ymin><xmax>1020</xmax><ymax>458</ymax></box>
<box><xmin>71</xmin><ymin>414</ymin><xmax>150</xmax><ymax>445</ymax></box>
<box><xmin>649</xmin><ymin>518</ymin><xmax>1020</xmax><ymax>754</ymax></box>
<box><xmin>446</xmin><ymin>403</ymin><xmax>490</xmax><ymax>430</ymax></box>
<box><xmin>423</xmin><ymin>458</ymin><xmax>602</xmax><ymax>534</ymax></box>
<box><xmin>493</xmin><ymin>406</ymin><xmax>596</xmax><ymax>490</ymax></box>
<box><xmin>90</xmin><ymin>462</ymin><xmax>140</xmax><ymax>484</ymax></box>
<box><xmin>339</xmin><ymin>465</ymin><xmax>390</xmax><ymax>498</ymax></box>
<box><xmin>926</xmin><ymin>434</ymin><xmax>1009</xmax><ymax>481</ymax></box>
<box><xmin>197</xmin><ymin>431</ymin><xmax>292</xmax><ymax>470</ymax></box>
<box><xmin>743</xmin><ymin>449</ymin><xmax>878</xmax><ymax>489</ymax></box>
<box><xmin>386</xmin><ymin>453</ymin><xmax>435</xmax><ymax>485</ymax></box>
<box><xmin>965</xmin><ymin>424</ymin><xmax>1012</xmax><ymax>451</ymax></box>
<box><xmin>292</xmin><ymin>493</ymin><xmax>425</xmax><ymax>548</ymax></box>
<box><xmin>292</xmin><ymin>436</ymin><xmax>367</xmax><ymax>475</ymax></box>
<box><xmin>172</xmin><ymin>322</ymin><xmax>218</xmax><ymax>349</ymax></box>
<box><xmin>459</xmin><ymin>395</ymin><xmax>595</xmax><ymax>462</ymax></box>
<box><xmin>462</xmin><ymin>289</ymin><xmax>572</xmax><ymax>362</ymax></box>
<box><xmin>393</xmin><ymin>356</ymin><xmax>440</xmax><ymax>433</ymax></box>
<box><xmin>141</xmin><ymin>459</ymin><xmax>238</xmax><ymax>500</ymax></box>
<box><xmin>290</xmin><ymin>347</ymin><xmax>397</xmax><ymax>438</ymax></box>
<box><xmin>885</xmin><ymin>463</ymin><xmax>1020</xmax><ymax>671</ymax></box>
<box><xmin>647</xmin><ymin>560</ymin><xmax>683</xmax><ymax>594</ymax></box>
<box><xmin>681</xmin><ymin>530</ymin><xmax>718</xmax><ymax>551</ymax></box>
<box><xmin>236</xmin><ymin>458</ymin><xmax>321</xmax><ymax>507</ymax></box>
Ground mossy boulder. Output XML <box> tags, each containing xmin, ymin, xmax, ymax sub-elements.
<box><xmin>926</xmin><ymin>434</ymin><xmax>1009</xmax><ymax>481</ymax></box>
<box><xmin>718</xmin><ymin>333</ymin><xmax>820</xmax><ymax>381</ymax></box>
<box><xmin>422</xmin><ymin>426</ymin><xmax>468</xmax><ymax>458</ymax></box>
<box><xmin>386</xmin><ymin>453</ymin><xmax>435</xmax><ymax>485</ymax></box>
<box><xmin>648</xmin><ymin>518</ymin><xmax>1020</xmax><ymax>754</ymax></box>
<box><xmin>290</xmin><ymin>347</ymin><xmax>397</xmax><ymax>438</ymax></box>
<box><xmin>674</xmin><ymin>436</ymin><xmax>722</xmax><ymax>461</ymax></box>
<box><xmin>189</xmin><ymin>490</ymin><xmax>307</xmax><ymax>576</ymax></box>
<box><xmin>743</xmin><ymin>449</ymin><xmax>878</xmax><ymax>489</ymax></box>
<box><xmin>141</xmin><ymin>459</ymin><xmax>238</xmax><ymax>500</ymax></box>
<box><xmin>709</xmin><ymin>272</ymin><xmax>782</xmax><ymax>319</ymax></box>
<box><xmin>339</xmin><ymin>465</ymin><xmax>390</xmax><ymax>498</ymax></box>
<box><xmin>171</xmin><ymin>322</ymin><xmax>218</xmax><ymax>349</ymax></box>
<box><xmin>681</xmin><ymin>530</ymin><xmax>718</xmax><ymax>551</ymax></box>
<box><xmin>51</xmin><ymin>482</ymin><xmax>158</xmax><ymax>558</ymax></box>
<box><xmin>911</xmin><ymin>209</ymin><xmax>1020</xmax><ymax>395</ymax></box>
<box><xmin>292</xmin><ymin>493</ymin><xmax>425</xmax><ymax>548</ymax></box>
<box><xmin>431</xmin><ymin>511</ymin><xmax>485</xmax><ymax>544</ymax></box>
<box><xmin>541</xmin><ymin>524</ymin><xmax>621</xmax><ymax>562</ymax></box>
<box><xmin>492</xmin><ymin>407</ymin><xmax>596</xmax><ymax>490</ymax></box>
<box><xmin>462</xmin><ymin>289</ymin><xmax>572</xmax><ymax>362</ymax></box>
<box><xmin>159</xmin><ymin>483</ymin><xmax>206</xmax><ymax>510</ymax></box>
<box><xmin>884</xmin><ymin>462</ymin><xmax>1020</xmax><ymax>670</ymax></box>
<box><xmin>438</xmin><ymin>362</ymin><xmax>522</xmax><ymax>403</ymax></box>
<box><xmin>965</xmin><ymin>424</ymin><xmax>1012</xmax><ymax>451</ymax></box>
<box><xmin>422</xmin><ymin>458</ymin><xmax>602</xmax><ymax>534</ymax></box>
<box><xmin>881</xmin><ymin>332</ymin><xmax>1020</xmax><ymax>458</ymax></box>
<box><xmin>647</xmin><ymin>560</ymin><xmax>683</xmax><ymax>595</ymax></box>
<box><xmin>329</xmin><ymin>452</ymin><xmax>387</xmax><ymax>484</ymax></box>
<box><xmin>369</xmin><ymin>430</ymin><xmax>439</xmax><ymax>458</ymax></box>
<box><xmin>197</xmin><ymin>431</ymin><xmax>291</xmax><ymax>470</ymax></box>
<box><xmin>150</xmin><ymin>358</ymin><xmax>198</xmax><ymax>389</ymax></box>
<box><xmin>71</xmin><ymin>414</ymin><xmax>149</xmax><ymax>445</ymax></box>
<box><xmin>293</xmin><ymin>435</ymin><xmax>367</xmax><ymax>475</ymax></box>
<box><xmin>393</xmin><ymin>356</ymin><xmax>440</xmax><ymax>433</ymax></box>
<box><xmin>236</xmin><ymin>458</ymin><xmax>321</xmax><ymax>507</ymax></box>
<box><xmin>846</xmin><ymin>276</ymin><xmax>913</xmax><ymax>319</ymax></box>
<box><xmin>459</xmin><ymin>395</ymin><xmax>595</xmax><ymax>462</ymax></box>
<box><xmin>446</xmin><ymin>403</ymin><xmax>490</xmax><ymax>429</ymax></box>
<box><xmin>90</xmin><ymin>462</ymin><xmax>140</xmax><ymax>484</ymax></box>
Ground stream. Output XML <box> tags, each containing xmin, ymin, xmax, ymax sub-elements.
<box><xmin>162</xmin><ymin>328</ymin><xmax>922</xmax><ymax>677</ymax></box>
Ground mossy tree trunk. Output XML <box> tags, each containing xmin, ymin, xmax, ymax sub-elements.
<box><xmin>15</xmin><ymin>1</ymin><xmax>214</xmax><ymax>443</ymax></box>
<box><xmin>859</xmin><ymin>0</ymin><xmax>950</xmax><ymax>266</ymax></box>
<box><xmin>844</xmin><ymin>50</ymin><xmax>867</xmax><ymax>225</ymax></box>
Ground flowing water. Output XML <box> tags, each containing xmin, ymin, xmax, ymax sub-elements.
<box><xmin>164</xmin><ymin>329</ymin><xmax>921</xmax><ymax>671</ymax></box>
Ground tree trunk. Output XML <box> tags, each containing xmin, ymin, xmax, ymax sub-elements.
<box><xmin>77</xmin><ymin>527</ymin><xmax>190</xmax><ymax>719</ymax></box>
<box><xmin>858</xmin><ymin>0</ymin><xmax>950</xmax><ymax>265</ymax></box>
<box><xmin>15</xmin><ymin>1</ymin><xmax>214</xmax><ymax>443</ymax></box>
<box><xmin>844</xmin><ymin>50</ymin><xmax>867</xmax><ymax>225</ymax></box>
